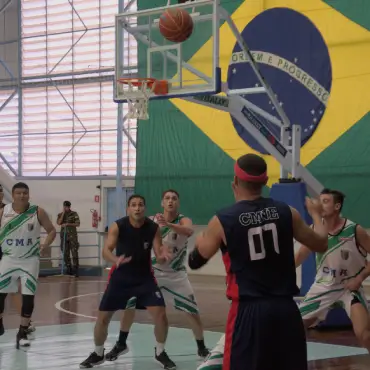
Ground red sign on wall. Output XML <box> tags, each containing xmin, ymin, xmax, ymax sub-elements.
<box><xmin>94</xmin><ymin>195</ymin><xmax>100</xmax><ymax>203</ymax></box>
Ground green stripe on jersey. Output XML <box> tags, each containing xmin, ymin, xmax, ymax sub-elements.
<box><xmin>0</xmin><ymin>205</ymin><xmax>38</xmax><ymax>243</ymax></box>
<box><xmin>159</xmin><ymin>214</ymin><xmax>184</xmax><ymax>238</ymax></box>
<box><xmin>316</xmin><ymin>222</ymin><xmax>356</xmax><ymax>270</ymax></box>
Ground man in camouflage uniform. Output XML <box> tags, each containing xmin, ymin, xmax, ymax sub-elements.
<box><xmin>57</xmin><ymin>201</ymin><xmax>80</xmax><ymax>277</ymax></box>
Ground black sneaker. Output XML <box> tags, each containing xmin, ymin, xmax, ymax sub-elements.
<box><xmin>79</xmin><ymin>351</ymin><xmax>105</xmax><ymax>368</ymax></box>
<box><xmin>25</xmin><ymin>327</ymin><xmax>35</xmax><ymax>341</ymax></box>
<box><xmin>154</xmin><ymin>349</ymin><xmax>176</xmax><ymax>370</ymax></box>
<box><xmin>197</xmin><ymin>347</ymin><xmax>210</xmax><ymax>358</ymax></box>
<box><xmin>0</xmin><ymin>318</ymin><xmax>4</xmax><ymax>336</ymax></box>
<box><xmin>16</xmin><ymin>328</ymin><xmax>31</xmax><ymax>349</ymax></box>
<box><xmin>105</xmin><ymin>342</ymin><xmax>129</xmax><ymax>361</ymax></box>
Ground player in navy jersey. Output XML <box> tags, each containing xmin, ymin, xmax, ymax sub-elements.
<box><xmin>188</xmin><ymin>153</ymin><xmax>328</xmax><ymax>370</ymax></box>
<box><xmin>80</xmin><ymin>195</ymin><xmax>176</xmax><ymax>370</ymax></box>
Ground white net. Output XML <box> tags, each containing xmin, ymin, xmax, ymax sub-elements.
<box><xmin>119</xmin><ymin>79</ymin><xmax>155</xmax><ymax>120</ymax></box>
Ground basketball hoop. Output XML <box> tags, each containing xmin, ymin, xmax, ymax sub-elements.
<box><xmin>117</xmin><ymin>78</ymin><xmax>169</xmax><ymax>120</ymax></box>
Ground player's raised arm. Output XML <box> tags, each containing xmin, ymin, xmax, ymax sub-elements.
<box><xmin>102</xmin><ymin>222</ymin><xmax>120</xmax><ymax>264</ymax></box>
<box><xmin>291</xmin><ymin>199</ymin><xmax>328</xmax><ymax>253</ymax></box>
<box><xmin>152</xmin><ymin>226</ymin><xmax>171</xmax><ymax>264</ymax></box>
<box><xmin>188</xmin><ymin>215</ymin><xmax>224</xmax><ymax>270</ymax></box>
<box><xmin>157</xmin><ymin>214</ymin><xmax>194</xmax><ymax>237</ymax></box>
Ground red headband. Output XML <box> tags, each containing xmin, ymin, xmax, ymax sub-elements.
<box><xmin>234</xmin><ymin>162</ymin><xmax>268</xmax><ymax>183</ymax></box>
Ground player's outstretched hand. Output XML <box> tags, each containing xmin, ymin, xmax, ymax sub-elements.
<box><xmin>156</xmin><ymin>213</ymin><xmax>168</xmax><ymax>227</ymax></box>
<box><xmin>305</xmin><ymin>197</ymin><xmax>323</xmax><ymax>217</ymax></box>
<box><xmin>116</xmin><ymin>255</ymin><xmax>132</xmax><ymax>267</ymax></box>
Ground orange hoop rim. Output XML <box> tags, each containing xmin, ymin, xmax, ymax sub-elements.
<box><xmin>117</xmin><ymin>77</ymin><xmax>157</xmax><ymax>87</ymax></box>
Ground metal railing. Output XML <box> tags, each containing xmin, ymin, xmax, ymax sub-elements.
<box><xmin>39</xmin><ymin>230</ymin><xmax>103</xmax><ymax>275</ymax></box>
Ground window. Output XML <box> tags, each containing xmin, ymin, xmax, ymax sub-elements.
<box><xmin>0</xmin><ymin>91</ymin><xmax>19</xmax><ymax>174</ymax></box>
<box><xmin>12</xmin><ymin>0</ymin><xmax>138</xmax><ymax>176</ymax></box>
<box><xmin>22</xmin><ymin>81</ymin><xmax>136</xmax><ymax>176</ymax></box>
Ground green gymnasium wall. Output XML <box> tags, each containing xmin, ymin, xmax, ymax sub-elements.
<box><xmin>135</xmin><ymin>0</ymin><xmax>370</xmax><ymax>226</ymax></box>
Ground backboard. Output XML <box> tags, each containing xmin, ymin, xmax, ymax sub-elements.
<box><xmin>114</xmin><ymin>0</ymin><xmax>221</xmax><ymax>103</ymax></box>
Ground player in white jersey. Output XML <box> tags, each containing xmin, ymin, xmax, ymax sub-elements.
<box><xmin>105</xmin><ymin>189</ymin><xmax>210</xmax><ymax>363</ymax></box>
<box><xmin>0</xmin><ymin>182</ymin><xmax>56</xmax><ymax>348</ymax></box>
<box><xmin>296</xmin><ymin>188</ymin><xmax>370</xmax><ymax>352</ymax></box>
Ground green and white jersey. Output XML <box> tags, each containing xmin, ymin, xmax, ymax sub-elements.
<box><xmin>0</xmin><ymin>204</ymin><xmax>41</xmax><ymax>259</ymax></box>
<box><xmin>315</xmin><ymin>219</ymin><xmax>367</xmax><ymax>287</ymax></box>
<box><xmin>151</xmin><ymin>214</ymin><xmax>189</xmax><ymax>273</ymax></box>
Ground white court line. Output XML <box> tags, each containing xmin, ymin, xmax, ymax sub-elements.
<box><xmin>53</xmin><ymin>279</ymin><xmax>225</xmax><ymax>319</ymax></box>
<box><xmin>54</xmin><ymin>292</ymin><xmax>102</xmax><ymax>319</ymax></box>
<box><xmin>40</xmin><ymin>280</ymin><xmax>107</xmax><ymax>285</ymax></box>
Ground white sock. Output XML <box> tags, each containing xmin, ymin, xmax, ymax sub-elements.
<box><xmin>156</xmin><ymin>342</ymin><xmax>165</xmax><ymax>356</ymax></box>
<box><xmin>95</xmin><ymin>345</ymin><xmax>104</xmax><ymax>356</ymax></box>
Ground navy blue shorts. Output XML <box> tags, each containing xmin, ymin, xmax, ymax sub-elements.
<box><xmin>99</xmin><ymin>271</ymin><xmax>165</xmax><ymax>312</ymax></box>
<box><xmin>224</xmin><ymin>298</ymin><xmax>307</xmax><ymax>370</ymax></box>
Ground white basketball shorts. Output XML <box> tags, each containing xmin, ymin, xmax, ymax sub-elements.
<box><xmin>299</xmin><ymin>282</ymin><xmax>368</xmax><ymax>326</ymax></box>
<box><xmin>154</xmin><ymin>270</ymin><xmax>199</xmax><ymax>314</ymax></box>
<box><xmin>0</xmin><ymin>256</ymin><xmax>39</xmax><ymax>295</ymax></box>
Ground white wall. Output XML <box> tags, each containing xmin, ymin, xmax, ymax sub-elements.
<box><xmin>0</xmin><ymin>0</ymin><xmax>19</xmax><ymax>82</ymax></box>
<box><xmin>22</xmin><ymin>177</ymin><xmax>134</xmax><ymax>267</ymax></box>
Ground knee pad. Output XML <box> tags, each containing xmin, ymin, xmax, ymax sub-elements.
<box><xmin>0</xmin><ymin>293</ymin><xmax>7</xmax><ymax>313</ymax></box>
<box><xmin>21</xmin><ymin>294</ymin><xmax>35</xmax><ymax>318</ymax></box>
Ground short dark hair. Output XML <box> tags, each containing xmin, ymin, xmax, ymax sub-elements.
<box><xmin>12</xmin><ymin>182</ymin><xmax>29</xmax><ymax>193</ymax></box>
<box><xmin>127</xmin><ymin>194</ymin><xmax>146</xmax><ymax>206</ymax></box>
<box><xmin>162</xmin><ymin>189</ymin><xmax>180</xmax><ymax>199</ymax></box>
<box><xmin>236</xmin><ymin>154</ymin><xmax>267</xmax><ymax>192</ymax></box>
<box><xmin>320</xmin><ymin>188</ymin><xmax>345</xmax><ymax>211</ymax></box>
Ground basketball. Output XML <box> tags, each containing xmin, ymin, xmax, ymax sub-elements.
<box><xmin>159</xmin><ymin>8</ymin><xmax>194</xmax><ymax>43</ymax></box>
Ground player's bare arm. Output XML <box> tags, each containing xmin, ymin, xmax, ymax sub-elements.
<box><xmin>156</xmin><ymin>214</ymin><xmax>194</xmax><ymax>237</ymax></box>
<box><xmin>295</xmin><ymin>244</ymin><xmax>312</xmax><ymax>267</ymax></box>
<box><xmin>345</xmin><ymin>226</ymin><xmax>370</xmax><ymax>291</ymax></box>
<box><xmin>152</xmin><ymin>227</ymin><xmax>171</xmax><ymax>264</ymax></box>
<box><xmin>188</xmin><ymin>216</ymin><xmax>225</xmax><ymax>269</ymax></box>
<box><xmin>37</xmin><ymin>207</ymin><xmax>56</xmax><ymax>249</ymax></box>
<box><xmin>291</xmin><ymin>206</ymin><xmax>328</xmax><ymax>253</ymax></box>
<box><xmin>168</xmin><ymin>217</ymin><xmax>194</xmax><ymax>237</ymax></box>
<box><xmin>102</xmin><ymin>223</ymin><xmax>121</xmax><ymax>264</ymax></box>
